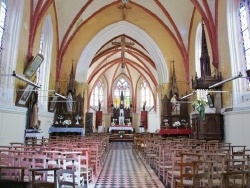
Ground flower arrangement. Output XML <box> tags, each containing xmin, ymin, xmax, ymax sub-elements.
<box><xmin>111</xmin><ymin>118</ymin><xmax>117</xmax><ymax>126</ymax></box>
<box><xmin>126</xmin><ymin>119</ymin><xmax>131</xmax><ymax>125</ymax></box>
<box><xmin>173</xmin><ymin>121</ymin><xmax>181</xmax><ymax>128</ymax></box>
<box><xmin>192</xmin><ymin>99</ymin><xmax>208</xmax><ymax>121</ymax></box>
<box><xmin>63</xmin><ymin>119</ymin><xmax>71</xmax><ymax>126</ymax></box>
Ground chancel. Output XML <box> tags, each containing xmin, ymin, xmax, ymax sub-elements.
<box><xmin>111</xmin><ymin>90</ymin><xmax>132</xmax><ymax>127</ymax></box>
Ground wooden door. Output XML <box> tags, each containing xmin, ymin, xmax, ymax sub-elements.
<box><xmin>96</xmin><ymin>111</ymin><xmax>102</xmax><ymax>129</ymax></box>
<box><xmin>141</xmin><ymin>111</ymin><xmax>148</xmax><ymax>129</ymax></box>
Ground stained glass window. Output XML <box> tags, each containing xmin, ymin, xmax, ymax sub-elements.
<box><xmin>114</xmin><ymin>78</ymin><xmax>130</xmax><ymax>107</ymax></box>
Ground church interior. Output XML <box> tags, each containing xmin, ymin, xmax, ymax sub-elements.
<box><xmin>1</xmin><ymin>0</ymin><xmax>250</xmax><ymax>187</ymax></box>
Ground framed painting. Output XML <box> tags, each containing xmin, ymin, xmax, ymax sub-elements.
<box><xmin>24</xmin><ymin>54</ymin><xmax>44</xmax><ymax>79</ymax></box>
<box><xmin>17</xmin><ymin>84</ymin><xmax>35</xmax><ymax>106</ymax></box>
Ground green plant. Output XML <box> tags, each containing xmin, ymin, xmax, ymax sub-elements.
<box><xmin>192</xmin><ymin>99</ymin><xmax>208</xmax><ymax>121</ymax></box>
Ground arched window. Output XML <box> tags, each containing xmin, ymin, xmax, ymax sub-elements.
<box><xmin>140</xmin><ymin>80</ymin><xmax>153</xmax><ymax>108</ymax></box>
<box><xmin>37</xmin><ymin>15</ymin><xmax>53</xmax><ymax>111</ymax></box>
<box><xmin>90</xmin><ymin>79</ymin><xmax>104</xmax><ymax>107</ymax></box>
<box><xmin>114</xmin><ymin>78</ymin><xmax>131</xmax><ymax>108</ymax></box>
<box><xmin>227</xmin><ymin>0</ymin><xmax>250</xmax><ymax>106</ymax></box>
<box><xmin>0</xmin><ymin>0</ymin><xmax>7</xmax><ymax>54</ymax></box>
<box><xmin>0</xmin><ymin>1</ymin><xmax>24</xmax><ymax>105</ymax></box>
<box><xmin>239</xmin><ymin>0</ymin><xmax>250</xmax><ymax>89</ymax></box>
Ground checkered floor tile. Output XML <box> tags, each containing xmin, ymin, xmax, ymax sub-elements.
<box><xmin>94</xmin><ymin>142</ymin><xmax>164</xmax><ymax>188</ymax></box>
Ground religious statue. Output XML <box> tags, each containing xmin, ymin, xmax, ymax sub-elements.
<box><xmin>29</xmin><ymin>92</ymin><xmax>39</xmax><ymax>129</ymax></box>
<box><xmin>170</xmin><ymin>93</ymin><xmax>180</xmax><ymax>115</ymax></box>
<box><xmin>119</xmin><ymin>109</ymin><xmax>125</xmax><ymax>125</ymax></box>
<box><xmin>143</xmin><ymin>101</ymin><xmax>146</xmax><ymax>111</ymax></box>
<box><xmin>30</xmin><ymin>102</ymin><xmax>39</xmax><ymax>128</ymax></box>
<box><xmin>66</xmin><ymin>90</ymin><xmax>73</xmax><ymax>112</ymax></box>
<box><xmin>98</xmin><ymin>100</ymin><xmax>101</xmax><ymax>111</ymax></box>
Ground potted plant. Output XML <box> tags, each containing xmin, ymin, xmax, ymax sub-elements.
<box><xmin>192</xmin><ymin>99</ymin><xmax>208</xmax><ymax>121</ymax></box>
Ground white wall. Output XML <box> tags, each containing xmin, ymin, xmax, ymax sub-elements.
<box><xmin>223</xmin><ymin>105</ymin><xmax>250</xmax><ymax>149</ymax></box>
<box><xmin>38</xmin><ymin>110</ymin><xmax>54</xmax><ymax>138</ymax></box>
<box><xmin>147</xmin><ymin>110</ymin><xmax>161</xmax><ymax>133</ymax></box>
<box><xmin>0</xmin><ymin>105</ymin><xmax>54</xmax><ymax>145</ymax></box>
<box><xmin>0</xmin><ymin>105</ymin><xmax>27</xmax><ymax>145</ymax></box>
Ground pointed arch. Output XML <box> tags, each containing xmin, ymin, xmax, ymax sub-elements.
<box><xmin>75</xmin><ymin>20</ymin><xmax>168</xmax><ymax>85</ymax></box>
<box><xmin>0</xmin><ymin>0</ymin><xmax>24</xmax><ymax>105</ymax></box>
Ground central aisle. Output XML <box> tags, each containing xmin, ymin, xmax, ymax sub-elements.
<box><xmin>94</xmin><ymin>142</ymin><xmax>164</xmax><ymax>188</ymax></box>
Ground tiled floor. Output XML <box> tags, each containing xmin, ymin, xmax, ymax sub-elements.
<box><xmin>94</xmin><ymin>142</ymin><xmax>164</xmax><ymax>188</ymax></box>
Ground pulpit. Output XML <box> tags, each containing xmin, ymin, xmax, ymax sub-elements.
<box><xmin>191</xmin><ymin>113</ymin><xmax>224</xmax><ymax>141</ymax></box>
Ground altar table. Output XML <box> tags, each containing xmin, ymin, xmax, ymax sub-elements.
<box><xmin>25</xmin><ymin>132</ymin><xmax>45</xmax><ymax>139</ymax></box>
<box><xmin>159</xmin><ymin>129</ymin><xmax>192</xmax><ymax>137</ymax></box>
<box><xmin>25</xmin><ymin>129</ymin><xmax>44</xmax><ymax>139</ymax></box>
<box><xmin>109</xmin><ymin>125</ymin><xmax>134</xmax><ymax>133</ymax></box>
<box><xmin>49</xmin><ymin>127</ymin><xmax>85</xmax><ymax>136</ymax></box>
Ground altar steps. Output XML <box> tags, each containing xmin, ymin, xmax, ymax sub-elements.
<box><xmin>109</xmin><ymin>134</ymin><xmax>134</xmax><ymax>142</ymax></box>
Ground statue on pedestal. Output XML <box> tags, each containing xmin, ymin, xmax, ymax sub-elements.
<box><xmin>119</xmin><ymin>109</ymin><xmax>125</xmax><ymax>125</ymax></box>
<box><xmin>66</xmin><ymin>90</ymin><xmax>73</xmax><ymax>113</ymax></box>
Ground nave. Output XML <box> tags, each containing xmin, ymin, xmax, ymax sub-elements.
<box><xmin>94</xmin><ymin>142</ymin><xmax>164</xmax><ymax>188</ymax></box>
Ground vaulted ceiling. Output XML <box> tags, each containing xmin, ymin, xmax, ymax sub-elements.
<box><xmin>30</xmin><ymin>0</ymin><xmax>218</xmax><ymax>98</ymax></box>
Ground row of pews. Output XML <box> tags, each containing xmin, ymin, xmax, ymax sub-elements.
<box><xmin>0</xmin><ymin>134</ymin><xmax>110</xmax><ymax>187</ymax></box>
<box><xmin>134</xmin><ymin>133</ymin><xmax>250</xmax><ymax>188</ymax></box>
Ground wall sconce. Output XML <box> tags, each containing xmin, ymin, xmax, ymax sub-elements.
<box><xmin>12</xmin><ymin>71</ymin><xmax>41</xmax><ymax>88</ymax></box>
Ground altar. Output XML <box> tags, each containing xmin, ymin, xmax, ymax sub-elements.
<box><xmin>159</xmin><ymin>129</ymin><xmax>192</xmax><ymax>137</ymax></box>
<box><xmin>49</xmin><ymin>127</ymin><xmax>85</xmax><ymax>136</ymax></box>
<box><xmin>109</xmin><ymin>125</ymin><xmax>134</xmax><ymax>133</ymax></box>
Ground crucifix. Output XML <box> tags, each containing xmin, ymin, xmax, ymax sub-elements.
<box><xmin>118</xmin><ymin>2</ymin><xmax>131</xmax><ymax>20</ymax></box>
<box><xmin>112</xmin><ymin>35</ymin><xmax>134</xmax><ymax>68</ymax></box>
